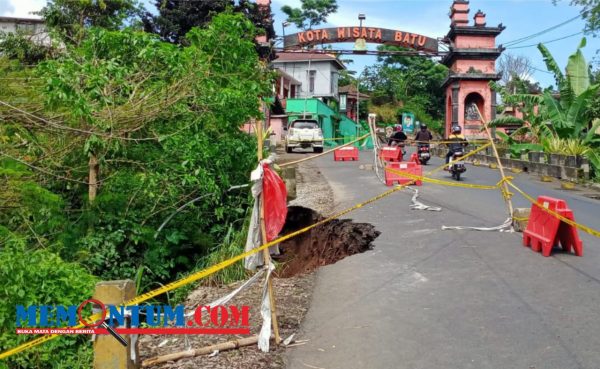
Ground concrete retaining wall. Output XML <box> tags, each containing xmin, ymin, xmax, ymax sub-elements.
<box><xmin>430</xmin><ymin>145</ymin><xmax>589</xmax><ymax>181</ymax></box>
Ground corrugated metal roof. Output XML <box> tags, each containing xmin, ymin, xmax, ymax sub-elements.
<box><xmin>272</xmin><ymin>52</ymin><xmax>346</xmax><ymax>70</ymax></box>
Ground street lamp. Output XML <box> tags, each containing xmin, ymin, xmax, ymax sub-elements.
<box><xmin>356</xmin><ymin>14</ymin><xmax>366</xmax><ymax>129</ymax></box>
<box><xmin>282</xmin><ymin>21</ymin><xmax>290</xmax><ymax>40</ymax></box>
<box><xmin>358</xmin><ymin>13</ymin><xmax>366</xmax><ymax>26</ymax></box>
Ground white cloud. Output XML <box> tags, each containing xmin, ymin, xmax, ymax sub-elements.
<box><xmin>0</xmin><ymin>1</ymin><xmax>15</xmax><ymax>15</ymax></box>
<box><xmin>0</xmin><ymin>0</ymin><xmax>44</xmax><ymax>18</ymax></box>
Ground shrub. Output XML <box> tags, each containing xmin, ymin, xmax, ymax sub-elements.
<box><xmin>0</xmin><ymin>230</ymin><xmax>97</xmax><ymax>369</ymax></box>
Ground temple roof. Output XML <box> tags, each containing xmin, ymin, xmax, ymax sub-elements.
<box><xmin>446</xmin><ymin>24</ymin><xmax>506</xmax><ymax>40</ymax></box>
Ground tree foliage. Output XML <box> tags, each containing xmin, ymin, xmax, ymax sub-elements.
<box><xmin>0</xmin><ymin>12</ymin><xmax>273</xmax><ymax>367</ymax></box>
<box><xmin>37</xmin><ymin>0</ymin><xmax>142</xmax><ymax>45</ymax></box>
<box><xmin>144</xmin><ymin>0</ymin><xmax>275</xmax><ymax>44</ymax></box>
<box><xmin>358</xmin><ymin>45</ymin><xmax>447</xmax><ymax>131</ymax></box>
<box><xmin>555</xmin><ymin>0</ymin><xmax>600</xmax><ymax>35</ymax></box>
<box><xmin>0</xmin><ymin>31</ymin><xmax>53</xmax><ymax>64</ymax></box>
<box><xmin>281</xmin><ymin>0</ymin><xmax>338</xmax><ymax>30</ymax></box>
<box><xmin>489</xmin><ymin>39</ymin><xmax>600</xmax><ymax>175</ymax></box>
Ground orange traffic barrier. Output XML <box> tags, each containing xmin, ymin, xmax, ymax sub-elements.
<box><xmin>523</xmin><ymin>196</ymin><xmax>583</xmax><ymax>257</ymax></box>
<box><xmin>334</xmin><ymin>146</ymin><xmax>359</xmax><ymax>161</ymax></box>
<box><xmin>379</xmin><ymin>147</ymin><xmax>403</xmax><ymax>162</ymax></box>
<box><xmin>409</xmin><ymin>153</ymin><xmax>420</xmax><ymax>165</ymax></box>
<box><xmin>385</xmin><ymin>161</ymin><xmax>423</xmax><ymax>187</ymax></box>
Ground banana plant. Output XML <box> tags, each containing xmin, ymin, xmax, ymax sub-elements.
<box><xmin>489</xmin><ymin>38</ymin><xmax>600</xmax><ymax>174</ymax></box>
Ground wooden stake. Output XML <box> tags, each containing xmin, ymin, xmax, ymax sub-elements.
<box><xmin>142</xmin><ymin>336</ymin><xmax>269</xmax><ymax>367</ymax></box>
<box><xmin>475</xmin><ymin>106</ymin><xmax>515</xmax><ymax>222</ymax></box>
<box><xmin>254</xmin><ymin>118</ymin><xmax>282</xmax><ymax>345</ymax></box>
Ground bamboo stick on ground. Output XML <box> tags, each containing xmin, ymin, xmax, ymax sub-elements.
<box><xmin>142</xmin><ymin>336</ymin><xmax>271</xmax><ymax>367</ymax></box>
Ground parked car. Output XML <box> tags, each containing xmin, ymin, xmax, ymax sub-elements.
<box><xmin>285</xmin><ymin>119</ymin><xmax>324</xmax><ymax>153</ymax></box>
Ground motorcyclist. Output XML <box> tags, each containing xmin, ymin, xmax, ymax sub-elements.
<box><xmin>414</xmin><ymin>123</ymin><xmax>433</xmax><ymax>143</ymax></box>
<box><xmin>388</xmin><ymin>124</ymin><xmax>407</xmax><ymax>146</ymax></box>
<box><xmin>445</xmin><ymin>125</ymin><xmax>468</xmax><ymax>164</ymax></box>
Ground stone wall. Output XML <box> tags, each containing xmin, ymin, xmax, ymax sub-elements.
<box><xmin>431</xmin><ymin>145</ymin><xmax>589</xmax><ymax>181</ymax></box>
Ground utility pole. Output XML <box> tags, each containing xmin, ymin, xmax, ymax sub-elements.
<box><xmin>356</xmin><ymin>14</ymin><xmax>366</xmax><ymax>135</ymax></box>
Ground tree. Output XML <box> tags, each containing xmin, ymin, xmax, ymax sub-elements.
<box><xmin>143</xmin><ymin>0</ymin><xmax>231</xmax><ymax>43</ymax></box>
<box><xmin>281</xmin><ymin>0</ymin><xmax>338</xmax><ymax>30</ymax></box>
<box><xmin>555</xmin><ymin>0</ymin><xmax>600</xmax><ymax>35</ymax></box>
<box><xmin>0</xmin><ymin>31</ymin><xmax>53</xmax><ymax>64</ymax></box>
<box><xmin>2</xmin><ymin>11</ymin><xmax>272</xmax><ymax>284</ymax></box>
<box><xmin>364</xmin><ymin>45</ymin><xmax>448</xmax><ymax>121</ymax></box>
<box><xmin>143</xmin><ymin>0</ymin><xmax>275</xmax><ymax>44</ymax></box>
<box><xmin>0</xmin><ymin>12</ymin><xmax>273</xmax><ymax>367</ymax></box>
<box><xmin>590</xmin><ymin>65</ymin><xmax>600</xmax><ymax>120</ymax></box>
<box><xmin>489</xmin><ymin>38</ymin><xmax>600</xmax><ymax>172</ymax></box>
<box><xmin>37</xmin><ymin>0</ymin><xmax>141</xmax><ymax>45</ymax></box>
<box><xmin>498</xmin><ymin>53</ymin><xmax>534</xmax><ymax>93</ymax></box>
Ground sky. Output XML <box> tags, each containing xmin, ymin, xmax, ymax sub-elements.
<box><xmin>1</xmin><ymin>0</ymin><xmax>598</xmax><ymax>87</ymax></box>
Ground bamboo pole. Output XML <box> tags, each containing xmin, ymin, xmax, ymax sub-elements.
<box><xmin>254</xmin><ymin>118</ymin><xmax>282</xmax><ymax>345</ymax></box>
<box><xmin>474</xmin><ymin>105</ymin><xmax>515</xmax><ymax>223</ymax></box>
<box><xmin>142</xmin><ymin>336</ymin><xmax>269</xmax><ymax>367</ymax></box>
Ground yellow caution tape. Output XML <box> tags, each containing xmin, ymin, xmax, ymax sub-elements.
<box><xmin>385</xmin><ymin>167</ymin><xmax>499</xmax><ymax>190</ymax></box>
<box><xmin>0</xmin><ymin>140</ymin><xmax>507</xmax><ymax>360</ymax></box>
<box><xmin>0</xmin><ymin>157</ymin><xmax>410</xmax><ymax>361</ymax></box>
<box><xmin>280</xmin><ymin>133</ymin><xmax>370</xmax><ymax>168</ymax></box>
<box><xmin>410</xmin><ymin>139</ymin><xmax>491</xmax><ymax>145</ymax></box>
<box><xmin>383</xmin><ymin>142</ymin><xmax>495</xmax><ymax>191</ymax></box>
<box><xmin>423</xmin><ymin>143</ymin><xmax>492</xmax><ymax>177</ymax></box>
<box><xmin>384</xmin><ymin>142</ymin><xmax>516</xmax><ymax>192</ymax></box>
<box><xmin>322</xmin><ymin>137</ymin><xmax>368</xmax><ymax>142</ymax></box>
<box><xmin>507</xmin><ymin>181</ymin><xmax>600</xmax><ymax>239</ymax></box>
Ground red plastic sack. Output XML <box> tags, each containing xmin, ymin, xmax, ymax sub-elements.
<box><xmin>262</xmin><ymin>163</ymin><xmax>288</xmax><ymax>241</ymax></box>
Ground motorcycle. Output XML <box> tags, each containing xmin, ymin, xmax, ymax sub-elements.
<box><xmin>448</xmin><ymin>150</ymin><xmax>467</xmax><ymax>181</ymax></box>
<box><xmin>417</xmin><ymin>143</ymin><xmax>431</xmax><ymax>165</ymax></box>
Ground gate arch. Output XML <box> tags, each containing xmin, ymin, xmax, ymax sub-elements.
<box><xmin>257</xmin><ymin>0</ymin><xmax>505</xmax><ymax>138</ymax></box>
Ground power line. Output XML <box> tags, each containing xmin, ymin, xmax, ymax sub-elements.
<box><xmin>530</xmin><ymin>66</ymin><xmax>554</xmax><ymax>75</ymax></box>
<box><xmin>506</xmin><ymin>31</ymin><xmax>584</xmax><ymax>49</ymax></box>
<box><xmin>503</xmin><ymin>14</ymin><xmax>581</xmax><ymax>47</ymax></box>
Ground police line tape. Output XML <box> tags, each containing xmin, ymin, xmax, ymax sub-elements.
<box><xmin>386</xmin><ymin>163</ymin><xmax>600</xmax><ymax>239</ymax></box>
<box><xmin>7</xmin><ymin>140</ymin><xmax>594</xmax><ymax>360</ymax></box>
<box><xmin>0</xmin><ymin>140</ymin><xmax>495</xmax><ymax>360</ymax></box>
<box><xmin>3</xmin><ymin>131</ymin><xmax>470</xmax><ymax>360</ymax></box>
<box><xmin>280</xmin><ymin>133</ymin><xmax>370</xmax><ymax>168</ymax></box>
<box><xmin>412</xmin><ymin>140</ymin><xmax>490</xmax><ymax>145</ymax></box>
<box><xmin>322</xmin><ymin>137</ymin><xmax>368</xmax><ymax>142</ymax></box>
<box><xmin>385</xmin><ymin>167</ymin><xmax>500</xmax><ymax>191</ymax></box>
<box><xmin>0</xmin><ymin>159</ymin><xmax>411</xmax><ymax>360</ymax></box>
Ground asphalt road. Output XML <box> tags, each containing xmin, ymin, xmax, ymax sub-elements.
<box><xmin>285</xmin><ymin>148</ymin><xmax>600</xmax><ymax>369</ymax></box>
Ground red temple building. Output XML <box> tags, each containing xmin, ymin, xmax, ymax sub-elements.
<box><xmin>442</xmin><ymin>0</ymin><xmax>505</xmax><ymax>138</ymax></box>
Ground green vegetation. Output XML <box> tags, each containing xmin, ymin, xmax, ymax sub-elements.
<box><xmin>490</xmin><ymin>39</ymin><xmax>600</xmax><ymax>176</ymax></box>
<box><xmin>0</xmin><ymin>9</ymin><xmax>272</xmax><ymax>368</ymax></box>
<box><xmin>554</xmin><ymin>0</ymin><xmax>600</xmax><ymax>35</ymax></box>
<box><xmin>144</xmin><ymin>0</ymin><xmax>275</xmax><ymax>44</ymax></box>
<box><xmin>37</xmin><ymin>0</ymin><xmax>142</xmax><ymax>45</ymax></box>
<box><xmin>281</xmin><ymin>0</ymin><xmax>338</xmax><ymax>30</ymax></box>
<box><xmin>358</xmin><ymin>45</ymin><xmax>447</xmax><ymax>133</ymax></box>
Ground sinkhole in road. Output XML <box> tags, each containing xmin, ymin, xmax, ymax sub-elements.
<box><xmin>274</xmin><ymin>206</ymin><xmax>380</xmax><ymax>278</ymax></box>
